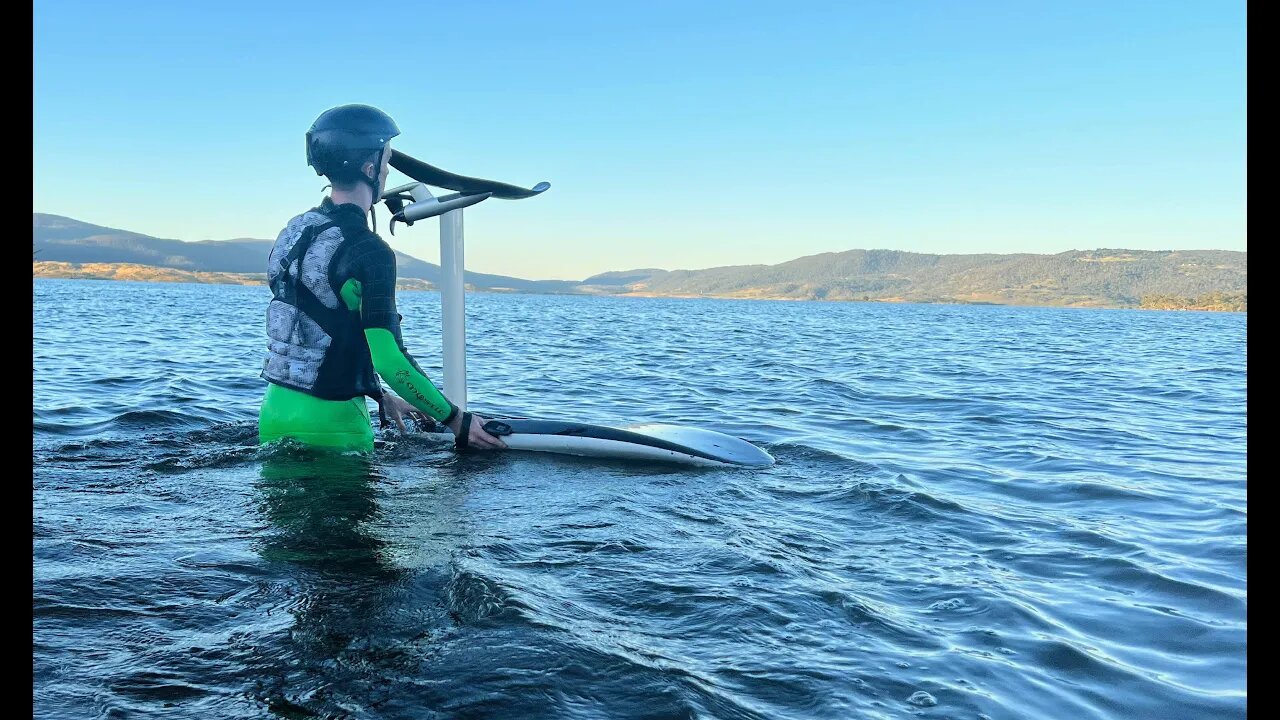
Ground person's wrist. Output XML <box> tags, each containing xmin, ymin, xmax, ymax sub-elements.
<box><xmin>441</xmin><ymin>402</ymin><xmax>460</xmax><ymax>426</ymax></box>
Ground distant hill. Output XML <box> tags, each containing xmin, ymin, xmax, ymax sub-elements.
<box><xmin>33</xmin><ymin>213</ymin><xmax>578</xmax><ymax>294</ymax></box>
<box><xmin>35</xmin><ymin>213</ymin><xmax>1245</xmax><ymax>310</ymax></box>
<box><xmin>581</xmin><ymin>249</ymin><xmax>1247</xmax><ymax>309</ymax></box>
<box><xmin>33</xmin><ymin>214</ymin><xmax>272</xmax><ymax>273</ymax></box>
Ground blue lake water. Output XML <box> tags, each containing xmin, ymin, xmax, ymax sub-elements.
<box><xmin>34</xmin><ymin>278</ymin><xmax>1247</xmax><ymax>719</ymax></box>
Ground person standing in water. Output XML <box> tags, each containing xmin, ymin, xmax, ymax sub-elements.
<box><xmin>258</xmin><ymin>104</ymin><xmax>506</xmax><ymax>453</ymax></box>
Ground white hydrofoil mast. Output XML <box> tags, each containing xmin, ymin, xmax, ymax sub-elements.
<box><xmin>381</xmin><ymin>150</ymin><xmax>773</xmax><ymax>468</ymax></box>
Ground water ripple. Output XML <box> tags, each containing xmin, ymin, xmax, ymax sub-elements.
<box><xmin>34</xmin><ymin>279</ymin><xmax>1246</xmax><ymax>719</ymax></box>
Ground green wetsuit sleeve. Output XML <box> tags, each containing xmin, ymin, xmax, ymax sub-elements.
<box><xmin>338</xmin><ymin>272</ymin><xmax>459</xmax><ymax>425</ymax></box>
<box><xmin>365</xmin><ymin>328</ymin><xmax>458</xmax><ymax>423</ymax></box>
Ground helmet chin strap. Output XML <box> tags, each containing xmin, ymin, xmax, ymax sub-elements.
<box><xmin>363</xmin><ymin>146</ymin><xmax>387</xmax><ymax>233</ymax></box>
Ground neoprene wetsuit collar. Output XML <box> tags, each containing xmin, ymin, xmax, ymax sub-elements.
<box><xmin>318</xmin><ymin>195</ymin><xmax>371</xmax><ymax>224</ymax></box>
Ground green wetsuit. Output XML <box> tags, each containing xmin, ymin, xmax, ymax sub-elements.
<box><xmin>258</xmin><ymin>197</ymin><xmax>458</xmax><ymax>452</ymax></box>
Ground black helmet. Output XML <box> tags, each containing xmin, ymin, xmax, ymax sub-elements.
<box><xmin>305</xmin><ymin>104</ymin><xmax>400</xmax><ymax>190</ymax></box>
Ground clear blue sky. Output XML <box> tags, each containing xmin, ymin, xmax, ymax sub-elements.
<box><xmin>34</xmin><ymin>0</ymin><xmax>1246</xmax><ymax>280</ymax></box>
